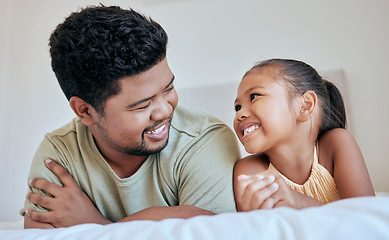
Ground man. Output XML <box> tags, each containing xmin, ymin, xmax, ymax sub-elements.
<box><xmin>21</xmin><ymin>5</ymin><xmax>240</xmax><ymax>228</ymax></box>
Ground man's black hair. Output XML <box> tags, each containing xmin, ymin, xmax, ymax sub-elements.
<box><xmin>49</xmin><ymin>5</ymin><xmax>168</xmax><ymax>113</ymax></box>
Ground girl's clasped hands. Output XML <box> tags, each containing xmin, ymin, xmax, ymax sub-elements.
<box><xmin>235</xmin><ymin>170</ymin><xmax>302</xmax><ymax>211</ymax></box>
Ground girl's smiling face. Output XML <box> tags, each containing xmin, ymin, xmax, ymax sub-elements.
<box><xmin>233</xmin><ymin>66</ymin><xmax>299</xmax><ymax>154</ymax></box>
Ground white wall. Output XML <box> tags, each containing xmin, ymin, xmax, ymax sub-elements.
<box><xmin>1</xmin><ymin>0</ymin><xmax>388</xmax><ymax>221</ymax></box>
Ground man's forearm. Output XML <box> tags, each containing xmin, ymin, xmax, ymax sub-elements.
<box><xmin>117</xmin><ymin>205</ymin><xmax>215</xmax><ymax>222</ymax></box>
<box><xmin>25</xmin><ymin>205</ymin><xmax>214</xmax><ymax>229</ymax></box>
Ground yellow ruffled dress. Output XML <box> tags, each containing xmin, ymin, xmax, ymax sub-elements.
<box><xmin>268</xmin><ymin>148</ymin><xmax>340</xmax><ymax>203</ymax></box>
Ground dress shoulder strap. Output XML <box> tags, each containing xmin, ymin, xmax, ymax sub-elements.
<box><xmin>313</xmin><ymin>145</ymin><xmax>319</xmax><ymax>163</ymax></box>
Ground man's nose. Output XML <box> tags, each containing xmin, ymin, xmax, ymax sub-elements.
<box><xmin>150</xmin><ymin>97</ymin><xmax>171</xmax><ymax>121</ymax></box>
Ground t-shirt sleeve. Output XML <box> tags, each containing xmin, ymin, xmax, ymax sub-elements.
<box><xmin>19</xmin><ymin>136</ymin><xmax>68</xmax><ymax>216</ymax></box>
<box><xmin>176</xmin><ymin>124</ymin><xmax>241</xmax><ymax>213</ymax></box>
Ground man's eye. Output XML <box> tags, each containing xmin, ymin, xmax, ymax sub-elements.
<box><xmin>250</xmin><ymin>94</ymin><xmax>260</xmax><ymax>101</ymax></box>
<box><xmin>136</xmin><ymin>102</ymin><xmax>150</xmax><ymax>110</ymax></box>
<box><xmin>164</xmin><ymin>85</ymin><xmax>174</xmax><ymax>94</ymax></box>
<box><xmin>234</xmin><ymin>105</ymin><xmax>241</xmax><ymax>112</ymax></box>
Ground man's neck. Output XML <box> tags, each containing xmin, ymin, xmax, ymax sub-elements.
<box><xmin>105</xmin><ymin>154</ymin><xmax>148</xmax><ymax>179</ymax></box>
<box><xmin>93</xmin><ymin>137</ymin><xmax>149</xmax><ymax>179</ymax></box>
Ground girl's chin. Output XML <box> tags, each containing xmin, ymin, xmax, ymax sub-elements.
<box><xmin>242</xmin><ymin>141</ymin><xmax>266</xmax><ymax>155</ymax></box>
<box><xmin>244</xmin><ymin>146</ymin><xmax>260</xmax><ymax>154</ymax></box>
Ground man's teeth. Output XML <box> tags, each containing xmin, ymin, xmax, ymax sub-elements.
<box><xmin>147</xmin><ymin>124</ymin><xmax>165</xmax><ymax>134</ymax></box>
<box><xmin>243</xmin><ymin>125</ymin><xmax>259</xmax><ymax>136</ymax></box>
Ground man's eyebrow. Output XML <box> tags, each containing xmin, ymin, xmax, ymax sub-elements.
<box><xmin>127</xmin><ymin>75</ymin><xmax>175</xmax><ymax>109</ymax></box>
<box><xmin>165</xmin><ymin>75</ymin><xmax>175</xmax><ymax>89</ymax></box>
<box><xmin>127</xmin><ymin>95</ymin><xmax>155</xmax><ymax>109</ymax></box>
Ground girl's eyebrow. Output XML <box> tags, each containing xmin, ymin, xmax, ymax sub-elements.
<box><xmin>234</xmin><ymin>85</ymin><xmax>265</xmax><ymax>104</ymax></box>
<box><xmin>127</xmin><ymin>76</ymin><xmax>175</xmax><ymax>109</ymax></box>
<box><xmin>244</xmin><ymin>85</ymin><xmax>265</xmax><ymax>95</ymax></box>
<box><xmin>248</xmin><ymin>85</ymin><xmax>265</xmax><ymax>91</ymax></box>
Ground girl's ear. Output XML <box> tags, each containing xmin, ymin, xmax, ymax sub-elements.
<box><xmin>297</xmin><ymin>90</ymin><xmax>318</xmax><ymax>122</ymax></box>
<box><xmin>69</xmin><ymin>96</ymin><xmax>98</xmax><ymax>126</ymax></box>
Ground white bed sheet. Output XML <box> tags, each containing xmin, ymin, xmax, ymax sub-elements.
<box><xmin>1</xmin><ymin>196</ymin><xmax>388</xmax><ymax>240</ymax></box>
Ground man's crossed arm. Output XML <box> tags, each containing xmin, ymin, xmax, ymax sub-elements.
<box><xmin>24</xmin><ymin>159</ymin><xmax>215</xmax><ymax>229</ymax></box>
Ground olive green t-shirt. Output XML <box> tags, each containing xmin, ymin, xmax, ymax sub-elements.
<box><xmin>20</xmin><ymin>106</ymin><xmax>241</xmax><ymax>221</ymax></box>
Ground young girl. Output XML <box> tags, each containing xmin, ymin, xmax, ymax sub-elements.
<box><xmin>233</xmin><ymin>58</ymin><xmax>375</xmax><ymax>211</ymax></box>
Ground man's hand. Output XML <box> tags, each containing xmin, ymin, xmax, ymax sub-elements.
<box><xmin>26</xmin><ymin>159</ymin><xmax>111</xmax><ymax>227</ymax></box>
<box><xmin>25</xmin><ymin>159</ymin><xmax>217</xmax><ymax>228</ymax></box>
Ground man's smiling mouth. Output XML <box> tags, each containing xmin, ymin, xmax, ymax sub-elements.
<box><xmin>146</xmin><ymin>124</ymin><xmax>166</xmax><ymax>134</ymax></box>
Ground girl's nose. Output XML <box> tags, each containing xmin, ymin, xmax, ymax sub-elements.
<box><xmin>235</xmin><ymin>107</ymin><xmax>249</xmax><ymax>121</ymax></box>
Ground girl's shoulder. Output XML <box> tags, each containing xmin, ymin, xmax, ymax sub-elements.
<box><xmin>319</xmin><ymin>128</ymin><xmax>355</xmax><ymax>147</ymax></box>
<box><xmin>234</xmin><ymin>153</ymin><xmax>269</xmax><ymax>175</ymax></box>
<box><xmin>317</xmin><ymin>129</ymin><xmax>374</xmax><ymax>197</ymax></box>
<box><xmin>318</xmin><ymin>128</ymin><xmax>358</xmax><ymax>173</ymax></box>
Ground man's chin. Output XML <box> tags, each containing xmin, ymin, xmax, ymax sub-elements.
<box><xmin>127</xmin><ymin>138</ymin><xmax>169</xmax><ymax>156</ymax></box>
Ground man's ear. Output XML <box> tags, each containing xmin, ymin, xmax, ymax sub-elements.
<box><xmin>297</xmin><ymin>90</ymin><xmax>317</xmax><ymax>122</ymax></box>
<box><xmin>69</xmin><ymin>96</ymin><xmax>97</xmax><ymax>126</ymax></box>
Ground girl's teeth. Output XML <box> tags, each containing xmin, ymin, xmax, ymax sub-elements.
<box><xmin>243</xmin><ymin>125</ymin><xmax>258</xmax><ymax>136</ymax></box>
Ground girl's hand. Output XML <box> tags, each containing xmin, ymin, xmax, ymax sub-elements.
<box><xmin>265</xmin><ymin>169</ymin><xmax>302</xmax><ymax>209</ymax></box>
<box><xmin>25</xmin><ymin>159</ymin><xmax>111</xmax><ymax>227</ymax></box>
<box><xmin>235</xmin><ymin>169</ymin><xmax>308</xmax><ymax>211</ymax></box>
<box><xmin>258</xmin><ymin>169</ymin><xmax>323</xmax><ymax>209</ymax></box>
<box><xmin>234</xmin><ymin>171</ymin><xmax>280</xmax><ymax>211</ymax></box>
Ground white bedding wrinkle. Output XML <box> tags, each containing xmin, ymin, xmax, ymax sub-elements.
<box><xmin>0</xmin><ymin>196</ymin><xmax>389</xmax><ymax>240</ymax></box>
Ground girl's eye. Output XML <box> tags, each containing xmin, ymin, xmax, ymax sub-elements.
<box><xmin>234</xmin><ymin>105</ymin><xmax>241</xmax><ymax>112</ymax></box>
<box><xmin>250</xmin><ymin>94</ymin><xmax>260</xmax><ymax>101</ymax></box>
